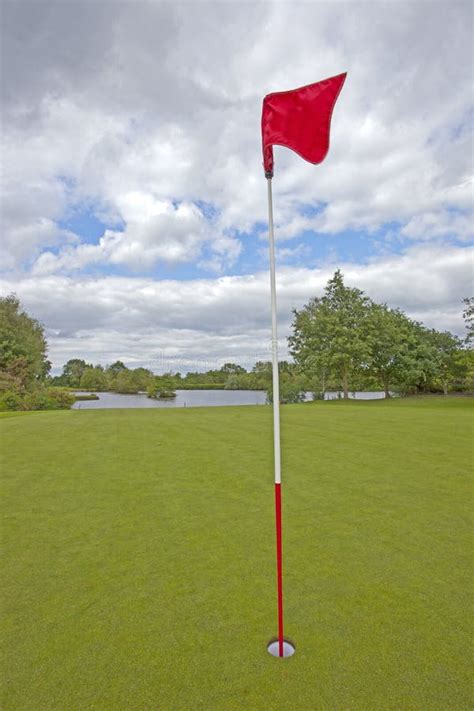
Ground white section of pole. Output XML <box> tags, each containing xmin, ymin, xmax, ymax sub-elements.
<box><xmin>266</xmin><ymin>177</ymin><xmax>281</xmax><ymax>485</ymax></box>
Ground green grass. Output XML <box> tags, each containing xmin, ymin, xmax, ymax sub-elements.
<box><xmin>1</xmin><ymin>397</ymin><xmax>473</xmax><ymax>710</ymax></box>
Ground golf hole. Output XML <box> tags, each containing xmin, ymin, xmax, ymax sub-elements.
<box><xmin>267</xmin><ymin>639</ymin><xmax>296</xmax><ymax>658</ymax></box>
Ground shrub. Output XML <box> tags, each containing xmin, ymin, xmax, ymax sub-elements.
<box><xmin>0</xmin><ymin>387</ymin><xmax>75</xmax><ymax>411</ymax></box>
<box><xmin>22</xmin><ymin>391</ymin><xmax>51</xmax><ymax>410</ymax></box>
<box><xmin>157</xmin><ymin>389</ymin><xmax>177</xmax><ymax>399</ymax></box>
<box><xmin>266</xmin><ymin>381</ymin><xmax>306</xmax><ymax>405</ymax></box>
<box><xmin>147</xmin><ymin>382</ymin><xmax>176</xmax><ymax>399</ymax></box>
<box><xmin>0</xmin><ymin>391</ymin><xmax>23</xmax><ymax>411</ymax></box>
<box><xmin>47</xmin><ymin>388</ymin><xmax>76</xmax><ymax>409</ymax></box>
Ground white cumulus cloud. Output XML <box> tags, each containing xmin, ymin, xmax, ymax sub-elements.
<box><xmin>1</xmin><ymin>244</ymin><xmax>471</xmax><ymax>371</ymax></box>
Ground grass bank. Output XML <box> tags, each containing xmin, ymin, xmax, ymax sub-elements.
<box><xmin>1</xmin><ymin>397</ymin><xmax>472</xmax><ymax>709</ymax></box>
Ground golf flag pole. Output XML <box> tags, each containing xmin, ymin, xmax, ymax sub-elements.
<box><xmin>262</xmin><ymin>72</ymin><xmax>346</xmax><ymax>659</ymax></box>
<box><xmin>266</xmin><ymin>175</ymin><xmax>284</xmax><ymax>658</ymax></box>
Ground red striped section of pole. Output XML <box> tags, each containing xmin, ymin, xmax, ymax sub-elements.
<box><xmin>275</xmin><ymin>482</ymin><xmax>284</xmax><ymax>657</ymax></box>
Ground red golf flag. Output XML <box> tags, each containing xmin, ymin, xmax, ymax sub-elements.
<box><xmin>261</xmin><ymin>72</ymin><xmax>346</xmax><ymax>177</ymax></box>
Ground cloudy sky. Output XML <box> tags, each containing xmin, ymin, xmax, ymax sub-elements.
<box><xmin>1</xmin><ymin>1</ymin><xmax>473</xmax><ymax>373</ymax></box>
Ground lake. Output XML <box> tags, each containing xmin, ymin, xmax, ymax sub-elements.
<box><xmin>72</xmin><ymin>390</ymin><xmax>387</xmax><ymax>409</ymax></box>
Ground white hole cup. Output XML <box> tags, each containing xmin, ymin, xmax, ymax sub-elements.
<box><xmin>267</xmin><ymin>640</ymin><xmax>296</xmax><ymax>658</ymax></box>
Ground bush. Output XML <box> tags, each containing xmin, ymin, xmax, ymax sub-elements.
<box><xmin>148</xmin><ymin>388</ymin><xmax>176</xmax><ymax>399</ymax></box>
<box><xmin>0</xmin><ymin>391</ymin><xmax>23</xmax><ymax>411</ymax></box>
<box><xmin>47</xmin><ymin>388</ymin><xmax>76</xmax><ymax>409</ymax></box>
<box><xmin>22</xmin><ymin>391</ymin><xmax>52</xmax><ymax>410</ymax></box>
<box><xmin>0</xmin><ymin>387</ymin><xmax>75</xmax><ymax>411</ymax></box>
<box><xmin>109</xmin><ymin>371</ymin><xmax>140</xmax><ymax>394</ymax></box>
<box><xmin>147</xmin><ymin>382</ymin><xmax>176</xmax><ymax>399</ymax></box>
<box><xmin>266</xmin><ymin>381</ymin><xmax>306</xmax><ymax>405</ymax></box>
<box><xmin>158</xmin><ymin>389</ymin><xmax>177</xmax><ymax>399</ymax></box>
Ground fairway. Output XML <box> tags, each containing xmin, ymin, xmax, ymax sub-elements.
<box><xmin>1</xmin><ymin>398</ymin><xmax>473</xmax><ymax>710</ymax></box>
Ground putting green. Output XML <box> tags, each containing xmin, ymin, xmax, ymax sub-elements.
<box><xmin>1</xmin><ymin>397</ymin><xmax>472</xmax><ymax>709</ymax></box>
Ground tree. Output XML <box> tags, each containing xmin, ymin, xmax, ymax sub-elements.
<box><xmin>224</xmin><ymin>373</ymin><xmax>249</xmax><ymax>390</ymax></box>
<box><xmin>453</xmin><ymin>348</ymin><xmax>474</xmax><ymax>391</ymax></box>
<box><xmin>0</xmin><ymin>294</ymin><xmax>50</xmax><ymax>389</ymax></box>
<box><xmin>423</xmin><ymin>329</ymin><xmax>465</xmax><ymax>395</ymax></box>
<box><xmin>266</xmin><ymin>372</ymin><xmax>306</xmax><ymax>404</ymax></box>
<box><xmin>62</xmin><ymin>359</ymin><xmax>89</xmax><ymax>387</ymax></box>
<box><xmin>79</xmin><ymin>366</ymin><xmax>108</xmax><ymax>391</ymax></box>
<box><xmin>220</xmin><ymin>363</ymin><xmax>246</xmax><ymax>375</ymax></box>
<box><xmin>278</xmin><ymin>360</ymin><xmax>293</xmax><ymax>374</ymax></box>
<box><xmin>130</xmin><ymin>367</ymin><xmax>154</xmax><ymax>391</ymax></box>
<box><xmin>367</xmin><ymin>304</ymin><xmax>424</xmax><ymax>398</ymax></box>
<box><xmin>106</xmin><ymin>360</ymin><xmax>127</xmax><ymax>377</ymax></box>
<box><xmin>289</xmin><ymin>270</ymin><xmax>372</xmax><ymax>399</ymax></box>
<box><xmin>252</xmin><ymin>361</ymin><xmax>272</xmax><ymax>375</ymax></box>
<box><xmin>109</xmin><ymin>370</ymin><xmax>138</xmax><ymax>394</ymax></box>
<box><xmin>147</xmin><ymin>375</ymin><xmax>176</xmax><ymax>399</ymax></box>
<box><xmin>391</xmin><ymin>322</ymin><xmax>442</xmax><ymax>394</ymax></box>
<box><xmin>251</xmin><ymin>360</ymin><xmax>293</xmax><ymax>376</ymax></box>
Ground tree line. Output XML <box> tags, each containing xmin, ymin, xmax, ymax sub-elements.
<box><xmin>289</xmin><ymin>270</ymin><xmax>473</xmax><ymax>400</ymax></box>
<box><xmin>1</xmin><ymin>276</ymin><xmax>473</xmax><ymax>410</ymax></box>
<box><xmin>50</xmin><ymin>358</ymin><xmax>284</xmax><ymax>394</ymax></box>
